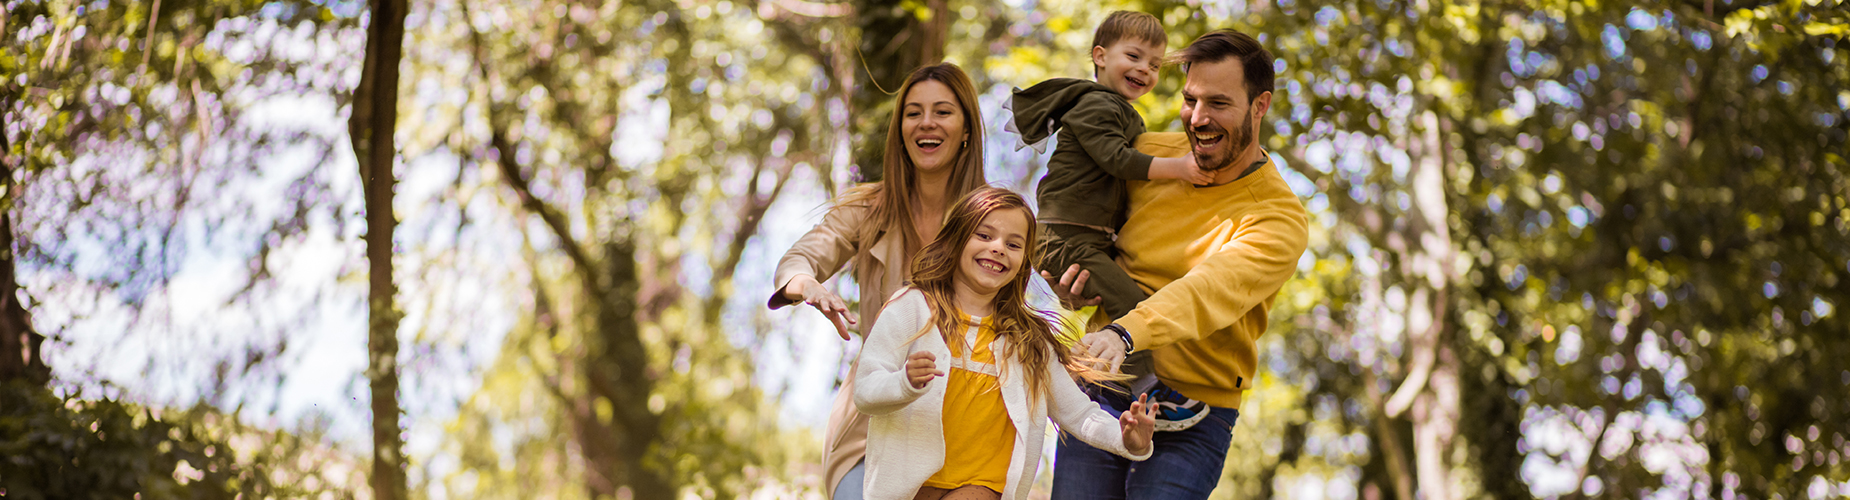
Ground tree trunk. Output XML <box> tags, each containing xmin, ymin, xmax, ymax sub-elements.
<box><xmin>0</xmin><ymin>167</ymin><xmax>48</xmax><ymax>386</ymax></box>
<box><xmin>587</xmin><ymin>238</ymin><xmax>674</xmax><ymax>499</ymax></box>
<box><xmin>0</xmin><ymin>117</ymin><xmax>48</xmax><ymax>386</ymax></box>
<box><xmin>1383</xmin><ymin>110</ymin><xmax>1464</xmax><ymax>500</ymax></box>
<box><xmin>849</xmin><ymin>0</ymin><xmax>950</xmax><ymax>182</ymax></box>
<box><xmin>349</xmin><ymin>0</ymin><xmax>408</xmax><ymax>497</ymax></box>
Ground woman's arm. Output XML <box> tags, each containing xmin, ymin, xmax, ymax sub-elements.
<box><xmin>769</xmin><ymin>204</ymin><xmax>869</xmax><ymax>339</ymax></box>
<box><xmin>853</xmin><ymin>291</ymin><xmax>935</xmax><ymax>415</ymax></box>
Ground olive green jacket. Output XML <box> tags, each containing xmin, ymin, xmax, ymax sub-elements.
<box><xmin>1009</xmin><ymin>78</ymin><xmax>1154</xmax><ymax>230</ymax></box>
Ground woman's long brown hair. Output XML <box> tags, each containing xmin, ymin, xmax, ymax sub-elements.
<box><xmin>904</xmin><ymin>187</ymin><xmax>1117</xmax><ymax>412</ymax></box>
<box><xmin>834</xmin><ymin>63</ymin><xmax>989</xmax><ymax>277</ymax></box>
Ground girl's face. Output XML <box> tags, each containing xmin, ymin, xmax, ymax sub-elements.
<box><xmin>956</xmin><ymin>208</ymin><xmax>1030</xmax><ymax>298</ymax></box>
<box><xmin>901</xmin><ymin>80</ymin><xmax>968</xmax><ymax>175</ymax></box>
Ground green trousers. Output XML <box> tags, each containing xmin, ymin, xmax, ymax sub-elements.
<box><xmin>1037</xmin><ymin>222</ymin><xmax>1148</xmax><ymax>321</ymax></box>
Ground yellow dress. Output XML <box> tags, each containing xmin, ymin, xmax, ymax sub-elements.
<box><xmin>922</xmin><ymin>316</ymin><xmax>1016</xmax><ymax>493</ymax></box>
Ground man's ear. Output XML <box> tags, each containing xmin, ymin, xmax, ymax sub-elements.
<box><xmin>1251</xmin><ymin>91</ymin><xmax>1274</xmax><ymax>120</ymax></box>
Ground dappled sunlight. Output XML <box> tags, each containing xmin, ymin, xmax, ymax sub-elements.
<box><xmin>3</xmin><ymin>0</ymin><xmax>1846</xmax><ymax>498</ymax></box>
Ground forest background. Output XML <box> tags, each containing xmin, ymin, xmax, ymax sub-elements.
<box><xmin>2</xmin><ymin>0</ymin><xmax>1848</xmax><ymax>498</ymax></box>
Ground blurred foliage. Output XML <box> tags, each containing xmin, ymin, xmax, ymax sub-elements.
<box><xmin>2</xmin><ymin>0</ymin><xmax>363</xmax><ymax>405</ymax></box>
<box><xmin>6</xmin><ymin>0</ymin><xmax>1848</xmax><ymax>498</ymax></box>
<box><xmin>0</xmin><ymin>381</ymin><xmax>360</xmax><ymax>499</ymax></box>
<box><xmin>1130</xmin><ymin>0</ymin><xmax>1847</xmax><ymax>498</ymax></box>
<box><xmin>402</xmin><ymin>0</ymin><xmax>839</xmax><ymax>496</ymax></box>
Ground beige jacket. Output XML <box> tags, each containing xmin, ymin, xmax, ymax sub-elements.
<box><xmin>768</xmin><ymin>202</ymin><xmax>907</xmax><ymax>497</ymax></box>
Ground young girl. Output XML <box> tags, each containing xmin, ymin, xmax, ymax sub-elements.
<box><xmin>854</xmin><ymin>187</ymin><xmax>1157</xmax><ymax>500</ymax></box>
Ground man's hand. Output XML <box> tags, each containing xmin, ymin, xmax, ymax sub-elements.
<box><xmin>1121</xmin><ymin>393</ymin><xmax>1157</xmax><ymax>456</ymax></box>
<box><xmin>1039</xmin><ymin>264</ymin><xmax>1102</xmax><ymax>310</ymax></box>
<box><xmin>1080</xmin><ymin>328</ymin><xmax>1128</xmax><ymax>374</ymax></box>
<box><xmin>785</xmin><ymin>274</ymin><xmax>859</xmax><ymax>340</ymax></box>
<box><xmin>905</xmin><ymin>351</ymin><xmax>943</xmax><ymax>389</ymax></box>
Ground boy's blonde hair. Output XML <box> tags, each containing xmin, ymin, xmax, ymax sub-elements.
<box><xmin>1091</xmin><ymin>10</ymin><xmax>1167</xmax><ymax>74</ymax></box>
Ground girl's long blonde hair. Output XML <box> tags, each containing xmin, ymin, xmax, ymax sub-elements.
<box><xmin>904</xmin><ymin>187</ymin><xmax>1117</xmax><ymax>411</ymax></box>
<box><xmin>834</xmin><ymin>63</ymin><xmax>989</xmax><ymax>276</ymax></box>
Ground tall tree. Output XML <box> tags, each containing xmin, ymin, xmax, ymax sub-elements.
<box><xmin>1</xmin><ymin>0</ymin><xmax>358</xmax><ymax>399</ymax></box>
<box><xmin>350</xmin><ymin>0</ymin><xmax>410</xmax><ymax>497</ymax></box>
<box><xmin>850</xmin><ymin>0</ymin><xmax>951</xmax><ymax>182</ymax></box>
<box><xmin>422</xmin><ymin>0</ymin><xmax>843</xmax><ymax>496</ymax></box>
<box><xmin>0</xmin><ymin>133</ymin><xmax>48</xmax><ymax>387</ymax></box>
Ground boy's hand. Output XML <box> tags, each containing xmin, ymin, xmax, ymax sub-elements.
<box><xmin>1147</xmin><ymin>156</ymin><xmax>1213</xmax><ymax>185</ymax></box>
<box><xmin>1182</xmin><ymin>155</ymin><xmax>1213</xmax><ymax>185</ymax></box>
<box><xmin>1121</xmin><ymin>394</ymin><xmax>1157</xmax><ymax>456</ymax></box>
<box><xmin>906</xmin><ymin>351</ymin><xmax>943</xmax><ymax>389</ymax></box>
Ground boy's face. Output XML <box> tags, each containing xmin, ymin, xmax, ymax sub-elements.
<box><xmin>1093</xmin><ymin>38</ymin><xmax>1166</xmax><ymax>100</ymax></box>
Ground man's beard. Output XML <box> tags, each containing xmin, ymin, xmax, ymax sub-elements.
<box><xmin>1192</xmin><ymin>116</ymin><xmax>1253</xmax><ymax>173</ymax></box>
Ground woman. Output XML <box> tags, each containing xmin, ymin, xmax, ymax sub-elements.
<box><xmin>768</xmin><ymin>62</ymin><xmax>990</xmax><ymax>499</ymax></box>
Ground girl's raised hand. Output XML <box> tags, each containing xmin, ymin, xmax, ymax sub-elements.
<box><xmin>905</xmin><ymin>351</ymin><xmax>943</xmax><ymax>389</ymax></box>
<box><xmin>1120</xmin><ymin>393</ymin><xmax>1157</xmax><ymax>456</ymax></box>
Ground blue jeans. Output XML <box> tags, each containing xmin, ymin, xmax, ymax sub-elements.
<box><xmin>1051</xmin><ymin>387</ymin><xmax>1240</xmax><ymax>500</ymax></box>
<box><xmin>832</xmin><ymin>459</ymin><xmax>866</xmax><ymax>500</ymax></box>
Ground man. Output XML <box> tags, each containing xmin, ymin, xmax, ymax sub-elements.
<box><xmin>1043</xmin><ymin>29</ymin><xmax>1310</xmax><ymax>500</ymax></box>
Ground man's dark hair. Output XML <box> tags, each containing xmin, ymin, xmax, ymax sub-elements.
<box><xmin>1173</xmin><ymin>29</ymin><xmax>1275</xmax><ymax>104</ymax></box>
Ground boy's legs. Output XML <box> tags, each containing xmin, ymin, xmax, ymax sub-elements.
<box><xmin>1038</xmin><ymin>223</ymin><xmax>1149</xmax><ymax>319</ymax></box>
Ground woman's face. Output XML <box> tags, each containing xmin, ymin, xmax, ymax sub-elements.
<box><xmin>900</xmin><ymin>80</ymin><xmax>967</xmax><ymax>175</ymax></box>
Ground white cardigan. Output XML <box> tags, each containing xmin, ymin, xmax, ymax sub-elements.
<box><xmin>853</xmin><ymin>289</ymin><xmax>1151</xmax><ymax>500</ymax></box>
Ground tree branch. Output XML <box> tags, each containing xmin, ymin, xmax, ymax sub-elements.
<box><xmin>463</xmin><ymin>7</ymin><xmax>597</xmax><ymax>276</ymax></box>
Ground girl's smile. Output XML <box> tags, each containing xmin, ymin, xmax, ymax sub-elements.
<box><xmin>956</xmin><ymin>208</ymin><xmax>1031</xmax><ymax>305</ymax></box>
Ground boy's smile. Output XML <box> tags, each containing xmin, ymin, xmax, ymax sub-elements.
<box><xmin>1094</xmin><ymin>38</ymin><xmax>1166</xmax><ymax>100</ymax></box>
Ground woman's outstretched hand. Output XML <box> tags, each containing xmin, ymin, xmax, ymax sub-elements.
<box><xmin>1121</xmin><ymin>393</ymin><xmax>1157</xmax><ymax>456</ymax></box>
<box><xmin>906</xmin><ymin>351</ymin><xmax>943</xmax><ymax>389</ymax></box>
<box><xmin>785</xmin><ymin>274</ymin><xmax>858</xmax><ymax>340</ymax></box>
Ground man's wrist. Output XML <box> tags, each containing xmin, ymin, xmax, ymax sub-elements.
<box><xmin>1103</xmin><ymin>323</ymin><xmax>1134</xmax><ymax>355</ymax></box>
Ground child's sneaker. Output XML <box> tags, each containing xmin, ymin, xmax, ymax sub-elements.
<box><xmin>1143</xmin><ymin>382</ymin><xmax>1209</xmax><ymax>432</ymax></box>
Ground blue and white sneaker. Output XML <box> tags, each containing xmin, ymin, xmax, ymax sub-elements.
<box><xmin>1092</xmin><ymin>356</ymin><xmax>1210</xmax><ymax>431</ymax></box>
<box><xmin>1142</xmin><ymin>382</ymin><xmax>1209</xmax><ymax>432</ymax></box>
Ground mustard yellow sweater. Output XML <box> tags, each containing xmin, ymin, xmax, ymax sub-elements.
<box><xmin>1116</xmin><ymin>132</ymin><xmax>1310</xmax><ymax>409</ymax></box>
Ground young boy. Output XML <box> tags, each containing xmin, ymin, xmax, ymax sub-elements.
<box><xmin>1007</xmin><ymin>10</ymin><xmax>1208</xmax><ymax>322</ymax></box>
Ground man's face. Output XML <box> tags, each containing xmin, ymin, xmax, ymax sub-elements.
<box><xmin>1181</xmin><ymin>58</ymin><xmax>1268</xmax><ymax>172</ymax></box>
